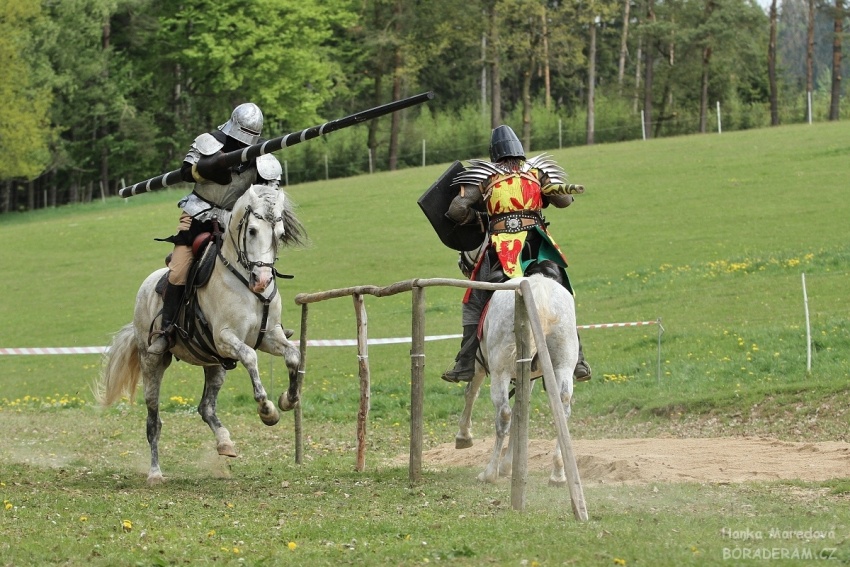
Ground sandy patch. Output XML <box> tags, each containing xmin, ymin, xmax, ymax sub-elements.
<box><xmin>402</xmin><ymin>437</ymin><xmax>850</xmax><ymax>484</ymax></box>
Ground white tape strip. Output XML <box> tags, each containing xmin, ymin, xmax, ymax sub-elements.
<box><xmin>0</xmin><ymin>322</ymin><xmax>658</xmax><ymax>355</ymax></box>
<box><xmin>0</xmin><ymin>347</ymin><xmax>107</xmax><ymax>355</ymax></box>
<box><xmin>578</xmin><ymin>321</ymin><xmax>658</xmax><ymax>330</ymax></box>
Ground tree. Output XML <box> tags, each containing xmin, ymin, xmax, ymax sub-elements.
<box><xmin>587</xmin><ymin>16</ymin><xmax>598</xmax><ymax>144</ymax></box>
<box><xmin>0</xmin><ymin>1</ymin><xmax>53</xmax><ymax>183</ymax></box>
<box><xmin>641</xmin><ymin>0</ymin><xmax>656</xmax><ymax>138</ymax></box>
<box><xmin>808</xmin><ymin>0</ymin><xmax>815</xmax><ymax>115</ymax></box>
<box><xmin>828</xmin><ymin>0</ymin><xmax>844</xmax><ymax>120</ymax></box>
<box><xmin>157</xmin><ymin>0</ymin><xmax>353</xmax><ymax>130</ymax></box>
<box><xmin>488</xmin><ymin>0</ymin><xmax>503</xmax><ymax>128</ymax></box>
<box><xmin>689</xmin><ymin>0</ymin><xmax>765</xmax><ymax>132</ymax></box>
<box><xmin>617</xmin><ymin>0</ymin><xmax>632</xmax><ymax>93</ymax></box>
<box><xmin>579</xmin><ymin>0</ymin><xmax>619</xmax><ymax>145</ymax></box>
<box><xmin>769</xmin><ymin>0</ymin><xmax>780</xmax><ymax>125</ymax></box>
<box><xmin>41</xmin><ymin>0</ymin><xmax>142</xmax><ymax>202</ymax></box>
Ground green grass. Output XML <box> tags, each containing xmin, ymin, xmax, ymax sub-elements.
<box><xmin>1</xmin><ymin>122</ymin><xmax>849</xmax><ymax>564</ymax></box>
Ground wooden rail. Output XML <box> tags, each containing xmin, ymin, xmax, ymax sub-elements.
<box><xmin>290</xmin><ymin>276</ymin><xmax>587</xmax><ymax>520</ymax></box>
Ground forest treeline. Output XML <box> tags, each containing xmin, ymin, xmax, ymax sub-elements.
<box><xmin>0</xmin><ymin>0</ymin><xmax>847</xmax><ymax>213</ymax></box>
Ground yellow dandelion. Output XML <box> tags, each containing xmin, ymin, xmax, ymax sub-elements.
<box><xmin>79</xmin><ymin>515</ymin><xmax>88</xmax><ymax>522</ymax></box>
<box><xmin>614</xmin><ymin>559</ymin><xmax>626</xmax><ymax>566</ymax></box>
<box><xmin>207</xmin><ymin>529</ymin><xmax>216</xmax><ymax>537</ymax></box>
<box><xmin>232</xmin><ymin>547</ymin><xmax>240</xmax><ymax>554</ymax></box>
<box><xmin>122</xmin><ymin>519</ymin><xmax>133</xmax><ymax>532</ymax></box>
<box><xmin>287</xmin><ymin>541</ymin><xmax>297</xmax><ymax>551</ymax></box>
<box><xmin>5</xmin><ymin>501</ymin><xmax>12</xmax><ymax>510</ymax></box>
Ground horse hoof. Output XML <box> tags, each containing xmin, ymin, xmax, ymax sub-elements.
<box><xmin>258</xmin><ymin>400</ymin><xmax>280</xmax><ymax>426</ymax></box>
<box><xmin>548</xmin><ymin>477</ymin><xmax>567</xmax><ymax>488</ymax></box>
<box><xmin>147</xmin><ymin>473</ymin><xmax>165</xmax><ymax>486</ymax></box>
<box><xmin>217</xmin><ymin>442</ymin><xmax>237</xmax><ymax>457</ymax></box>
<box><xmin>278</xmin><ymin>392</ymin><xmax>299</xmax><ymax>412</ymax></box>
<box><xmin>477</xmin><ymin>471</ymin><xmax>497</xmax><ymax>484</ymax></box>
<box><xmin>455</xmin><ymin>437</ymin><xmax>473</xmax><ymax>450</ymax></box>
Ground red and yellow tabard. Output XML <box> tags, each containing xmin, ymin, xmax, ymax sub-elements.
<box><xmin>484</xmin><ymin>168</ymin><xmax>567</xmax><ymax>278</ymax></box>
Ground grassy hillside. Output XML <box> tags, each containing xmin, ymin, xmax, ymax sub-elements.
<box><xmin>1</xmin><ymin>122</ymin><xmax>849</xmax><ymax>566</ymax></box>
<box><xmin>1</xmin><ymin>121</ymin><xmax>847</xmax><ymax>438</ymax></box>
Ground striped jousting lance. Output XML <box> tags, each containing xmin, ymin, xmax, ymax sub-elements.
<box><xmin>119</xmin><ymin>91</ymin><xmax>435</xmax><ymax>198</ymax></box>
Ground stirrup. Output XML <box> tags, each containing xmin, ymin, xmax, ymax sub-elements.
<box><xmin>573</xmin><ymin>360</ymin><xmax>592</xmax><ymax>382</ymax></box>
<box><xmin>441</xmin><ymin>361</ymin><xmax>475</xmax><ymax>383</ymax></box>
<box><xmin>147</xmin><ymin>329</ymin><xmax>174</xmax><ymax>355</ymax></box>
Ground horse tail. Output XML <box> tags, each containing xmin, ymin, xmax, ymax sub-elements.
<box><xmin>94</xmin><ymin>323</ymin><xmax>142</xmax><ymax>406</ymax></box>
<box><xmin>527</xmin><ymin>275</ymin><xmax>559</xmax><ymax>335</ymax></box>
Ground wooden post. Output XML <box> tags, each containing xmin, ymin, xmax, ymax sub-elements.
<box><xmin>295</xmin><ymin>303</ymin><xmax>308</xmax><ymax>464</ymax></box>
<box><xmin>511</xmin><ymin>290</ymin><xmax>531</xmax><ymax>510</ymax></box>
<box><xmin>353</xmin><ymin>294</ymin><xmax>370</xmax><ymax>472</ymax></box>
<box><xmin>519</xmin><ymin>280</ymin><xmax>588</xmax><ymax>521</ymax></box>
<box><xmin>409</xmin><ymin>286</ymin><xmax>426</xmax><ymax>483</ymax></box>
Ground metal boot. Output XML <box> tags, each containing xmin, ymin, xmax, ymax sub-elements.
<box><xmin>573</xmin><ymin>335</ymin><xmax>592</xmax><ymax>382</ymax></box>
<box><xmin>147</xmin><ymin>283</ymin><xmax>185</xmax><ymax>355</ymax></box>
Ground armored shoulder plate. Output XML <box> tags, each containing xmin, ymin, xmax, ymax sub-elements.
<box><xmin>256</xmin><ymin>153</ymin><xmax>282</xmax><ymax>181</ymax></box>
<box><xmin>193</xmin><ymin>132</ymin><xmax>225</xmax><ymax>157</ymax></box>
<box><xmin>451</xmin><ymin>159</ymin><xmax>509</xmax><ymax>187</ymax></box>
<box><xmin>526</xmin><ymin>153</ymin><xmax>567</xmax><ymax>185</ymax></box>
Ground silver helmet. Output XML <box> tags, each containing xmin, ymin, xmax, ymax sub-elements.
<box><xmin>219</xmin><ymin>103</ymin><xmax>263</xmax><ymax>145</ymax></box>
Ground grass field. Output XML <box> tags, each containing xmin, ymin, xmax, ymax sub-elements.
<box><xmin>1</xmin><ymin>122</ymin><xmax>849</xmax><ymax>565</ymax></box>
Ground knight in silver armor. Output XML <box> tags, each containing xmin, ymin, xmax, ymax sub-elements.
<box><xmin>440</xmin><ymin>125</ymin><xmax>592</xmax><ymax>383</ymax></box>
<box><xmin>148</xmin><ymin>103</ymin><xmax>284</xmax><ymax>355</ymax></box>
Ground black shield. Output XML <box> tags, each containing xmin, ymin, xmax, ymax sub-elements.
<box><xmin>417</xmin><ymin>161</ymin><xmax>487</xmax><ymax>251</ymax></box>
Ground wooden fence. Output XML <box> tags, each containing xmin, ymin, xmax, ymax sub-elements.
<box><xmin>290</xmin><ymin>276</ymin><xmax>587</xmax><ymax>520</ymax></box>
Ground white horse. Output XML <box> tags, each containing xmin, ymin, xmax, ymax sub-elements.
<box><xmin>455</xmin><ymin>268</ymin><xmax>579</xmax><ymax>485</ymax></box>
<box><xmin>95</xmin><ymin>184</ymin><xmax>305</xmax><ymax>485</ymax></box>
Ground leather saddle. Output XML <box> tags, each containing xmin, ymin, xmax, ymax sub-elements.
<box><xmin>155</xmin><ymin>233</ymin><xmax>239</xmax><ymax>369</ymax></box>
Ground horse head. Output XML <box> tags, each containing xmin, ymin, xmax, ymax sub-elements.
<box><xmin>226</xmin><ymin>185</ymin><xmax>286</xmax><ymax>293</ymax></box>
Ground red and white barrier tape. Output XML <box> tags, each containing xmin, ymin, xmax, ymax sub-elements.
<box><xmin>0</xmin><ymin>321</ymin><xmax>659</xmax><ymax>355</ymax></box>
<box><xmin>0</xmin><ymin>347</ymin><xmax>107</xmax><ymax>355</ymax></box>
<box><xmin>0</xmin><ymin>336</ymin><xmax>463</xmax><ymax>355</ymax></box>
<box><xmin>578</xmin><ymin>320</ymin><xmax>659</xmax><ymax>330</ymax></box>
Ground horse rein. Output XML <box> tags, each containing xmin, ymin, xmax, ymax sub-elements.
<box><xmin>215</xmin><ymin>205</ymin><xmax>283</xmax><ymax>349</ymax></box>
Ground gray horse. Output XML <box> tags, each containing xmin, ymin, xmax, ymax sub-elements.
<box><xmin>96</xmin><ymin>185</ymin><xmax>304</xmax><ymax>484</ymax></box>
<box><xmin>454</xmin><ymin>271</ymin><xmax>579</xmax><ymax>485</ymax></box>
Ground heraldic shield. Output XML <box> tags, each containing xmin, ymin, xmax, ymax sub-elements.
<box><xmin>417</xmin><ymin>161</ymin><xmax>487</xmax><ymax>252</ymax></box>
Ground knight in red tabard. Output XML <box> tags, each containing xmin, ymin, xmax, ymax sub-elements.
<box><xmin>441</xmin><ymin>125</ymin><xmax>591</xmax><ymax>383</ymax></box>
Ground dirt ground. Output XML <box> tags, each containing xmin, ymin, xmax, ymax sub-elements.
<box><xmin>406</xmin><ymin>437</ymin><xmax>850</xmax><ymax>484</ymax></box>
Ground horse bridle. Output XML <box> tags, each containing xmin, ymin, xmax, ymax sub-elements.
<box><xmin>215</xmin><ymin>205</ymin><xmax>284</xmax><ymax>348</ymax></box>
<box><xmin>231</xmin><ymin>205</ymin><xmax>284</xmax><ymax>273</ymax></box>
